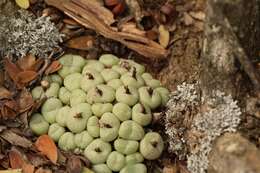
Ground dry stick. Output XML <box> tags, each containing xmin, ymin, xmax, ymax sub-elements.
<box><xmin>45</xmin><ymin>0</ymin><xmax>168</xmax><ymax>59</ymax></box>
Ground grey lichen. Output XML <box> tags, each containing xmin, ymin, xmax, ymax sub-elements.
<box><xmin>165</xmin><ymin>83</ymin><xmax>241</xmax><ymax>173</ymax></box>
<box><xmin>0</xmin><ymin>10</ymin><xmax>62</xmax><ymax>58</ymax></box>
<box><xmin>165</xmin><ymin>83</ymin><xmax>200</xmax><ymax>159</ymax></box>
<box><xmin>187</xmin><ymin>90</ymin><xmax>241</xmax><ymax>173</ymax></box>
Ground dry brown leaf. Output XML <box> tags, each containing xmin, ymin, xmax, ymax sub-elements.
<box><xmin>18</xmin><ymin>89</ymin><xmax>34</xmax><ymax>113</ymax></box>
<box><xmin>1</xmin><ymin>105</ymin><xmax>17</xmax><ymax>120</ymax></box>
<box><xmin>65</xmin><ymin>35</ymin><xmax>95</xmax><ymax>51</ymax></box>
<box><xmin>35</xmin><ymin>135</ymin><xmax>58</xmax><ymax>164</ymax></box>
<box><xmin>17</xmin><ymin>54</ymin><xmax>36</xmax><ymax>71</ymax></box>
<box><xmin>0</xmin><ymin>130</ymin><xmax>32</xmax><ymax>148</ymax></box>
<box><xmin>35</xmin><ymin>168</ymin><xmax>52</xmax><ymax>173</ymax></box>
<box><xmin>9</xmin><ymin>150</ymin><xmax>25</xmax><ymax>169</ymax></box>
<box><xmin>17</xmin><ymin>71</ymin><xmax>37</xmax><ymax>84</ymax></box>
<box><xmin>120</xmin><ymin>22</ymin><xmax>146</xmax><ymax>36</ymax></box>
<box><xmin>0</xmin><ymin>87</ymin><xmax>12</xmax><ymax>99</ymax></box>
<box><xmin>4</xmin><ymin>59</ymin><xmax>22</xmax><ymax>83</ymax></box>
<box><xmin>159</xmin><ymin>25</ymin><xmax>170</xmax><ymax>48</ymax></box>
<box><xmin>45</xmin><ymin>61</ymin><xmax>62</xmax><ymax>75</ymax></box>
<box><xmin>66</xmin><ymin>156</ymin><xmax>82</xmax><ymax>173</ymax></box>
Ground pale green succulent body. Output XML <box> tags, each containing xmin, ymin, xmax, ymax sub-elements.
<box><xmin>30</xmin><ymin>54</ymin><xmax>169</xmax><ymax>172</ymax></box>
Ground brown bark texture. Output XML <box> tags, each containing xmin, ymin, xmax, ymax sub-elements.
<box><xmin>201</xmin><ymin>0</ymin><xmax>260</xmax><ymax>173</ymax></box>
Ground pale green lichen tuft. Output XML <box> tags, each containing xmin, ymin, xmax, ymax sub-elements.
<box><xmin>187</xmin><ymin>90</ymin><xmax>241</xmax><ymax>173</ymax></box>
<box><xmin>165</xmin><ymin>83</ymin><xmax>200</xmax><ymax>159</ymax></box>
<box><xmin>0</xmin><ymin>9</ymin><xmax>63</xmax><ymax>58</ymax></box>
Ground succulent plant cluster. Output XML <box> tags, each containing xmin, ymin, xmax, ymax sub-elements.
<box><xmin>29</xmin><ymin>54</ymin><xmax>169</xmax><ymax>173</ymax></box>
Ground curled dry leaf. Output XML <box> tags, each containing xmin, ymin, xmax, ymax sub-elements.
<box><xmin>159</xmin><ymin>25</ymin><xmax>170</xmax><ymax>48</ymax></box>
<box><xmin>45</xmin><ymin>61</ymin><xmax>62</xmax><ymax>75</ymax></box>
<box><xmin>65</xmin><ymin>35</ymin><xmax>95</xmax><ymax>51</ymax></box>
<box><xmin>35</xmin><ymin>135</ymin><xmax>58</xmax><ymax>164</ymax></box>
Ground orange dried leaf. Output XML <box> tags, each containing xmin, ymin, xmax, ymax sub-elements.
<box><xmin>45</xmin><ymin>61</ymin><xmax>62</xmax><ymax>75</ymax></box>
<box><xmin>9</xmin><ymin>150</ymin><xmax>25</xmax><ymax>169</ymax></box>
<box><xmin>17</xmin><ymin>54</ymin><xmax>36</xmax><ymax>71</ymax></box>
<box><xmin>4</xmin><ymin>59</ymin><xmax>22</xmax><ymax>82</ymax></box>
<box><xmin>17</xmin><ymin>71</ymin><xmax>37</xmax><ymax>84</ymax></box>
<box><xmin>35</xmin><ymin>135</ymin><xmax>58</xmax><ymax>164</ymax></box>
<box><xmin>66</xmin><ymin>35</ymin><xmax>94</xmax><ymax>51</ymax></box>
<box><xmin>22</xmin><ymin>163</ymin><xmax>35</xmax><ymax>173</ymax></box>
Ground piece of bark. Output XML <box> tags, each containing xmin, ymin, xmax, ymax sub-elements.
<box><xmin>45</xmin><ymin>0</ymin><xmax>168</xmax><ymax>59</ymax></box>
<box><xmin>201</xmin><ymin>0</ymin><xmax>260</xmax><ymax>97</ymax></box>
<box><xmin>208</xmin><ymin>133</ymin><xmax>260</xmax><ymax>173</ymax></box>
<box><xmin>0</xmin><ymin>130</ymin><xmax>32</xmax><ymax>148</ymax></box>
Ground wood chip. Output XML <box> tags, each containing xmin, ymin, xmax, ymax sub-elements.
<box><xmin>159</xmin><ymin>25</ymin><xmax>170</xmax><ymax>48</ymax></box>
<box><xmin>183</xmin><ymin>12</ymin><xmax>194</xmax><ymax>26</ymax></box>
<box><xmin>0</xmin><ymin>130</ymin><xmax>32</xmax><ymax>148</ymax></box>
<box><xmin>189</xmin><ymin>11</ymin><xmax>205</xmax><ymax>21</ymax></box>
<box><xmin>65</xmin><ymin>35</ymin><xmax>95</xmax><ymax>50</ymax></box>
